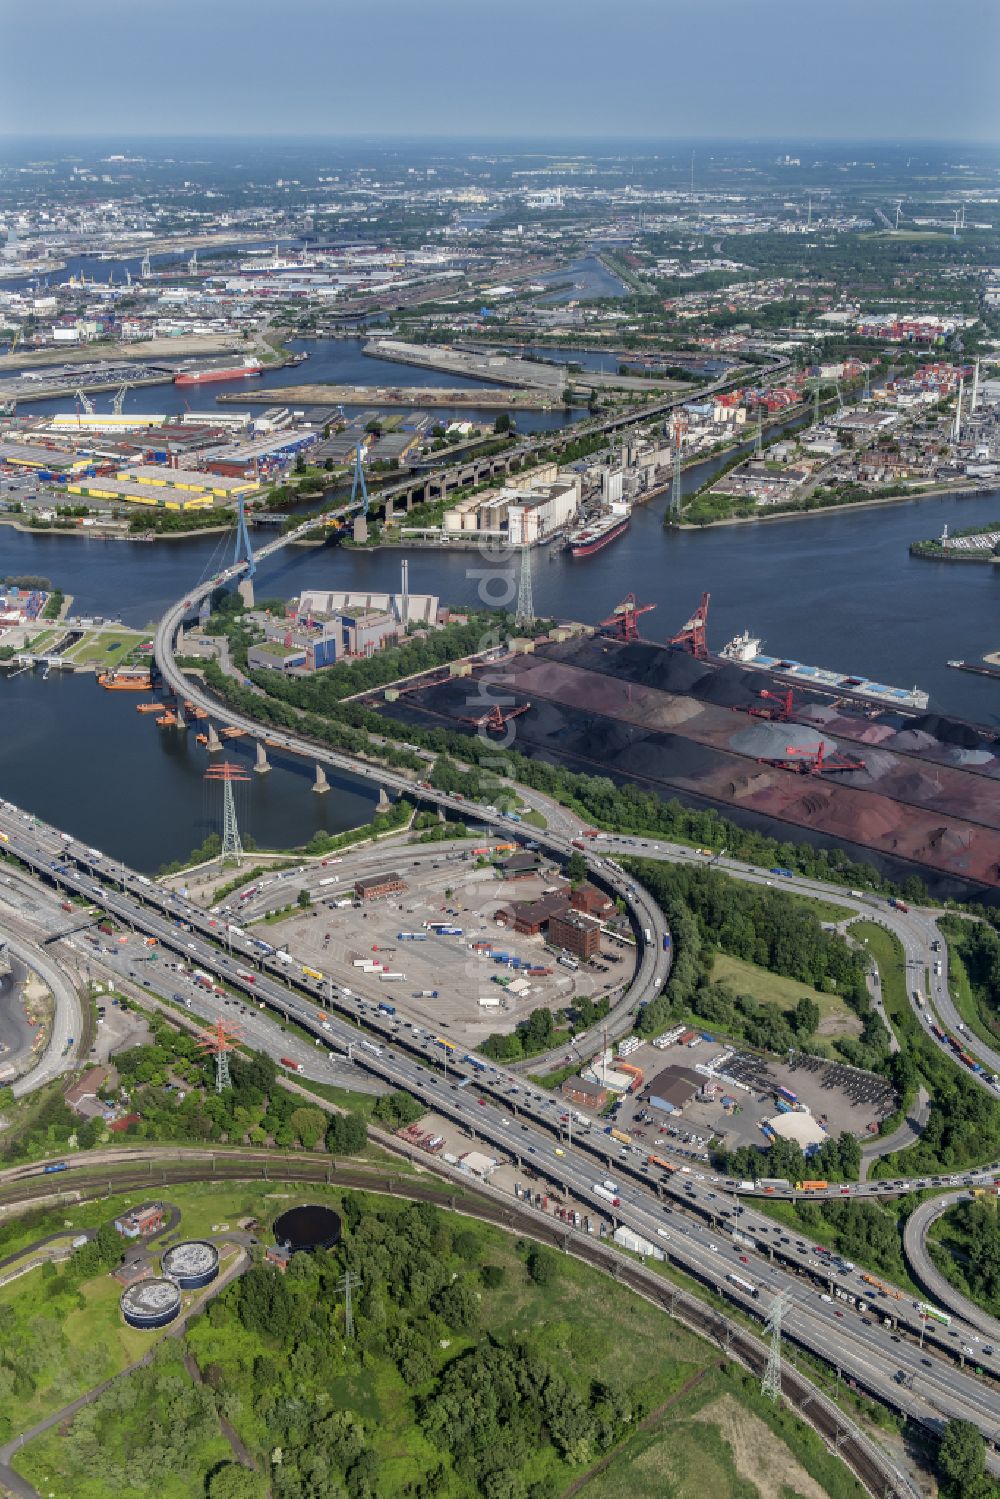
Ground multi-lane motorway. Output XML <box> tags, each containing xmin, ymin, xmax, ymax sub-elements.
<box><xmin>4</xmin><ymin>802</ymin><xmax>1000</xmax><ymax>1458</ymax></box>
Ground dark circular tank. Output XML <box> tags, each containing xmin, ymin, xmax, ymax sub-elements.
<box><xmin>272</xmin><ymin>1203</ymin><xmax>342</xmax><ymax>1253</ymax></box>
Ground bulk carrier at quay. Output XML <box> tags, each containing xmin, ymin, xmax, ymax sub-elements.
<box><xmin>569</xmin><ymin>507</ymin><xmax>631</xmax><ymax>558</ymax></box>
<box><xmin>718</xmin><ymin>629</ymin><xmax>929</xmax><ymax>711</ymax></box>
<box><xmin>174</xmin><ymin>357</ymin><xmax>264</xmax><ymax>386</ymax></box>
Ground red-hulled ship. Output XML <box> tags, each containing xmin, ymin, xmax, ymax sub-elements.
<box><xmin>570</xmin><ymin>510</ymin><xmax>630</xmax><ymax>558</ymax></box>
<box><xmin>174</xmin><ymin>358</ymin><xmax>264</xmax><ymax>386</ymax></box>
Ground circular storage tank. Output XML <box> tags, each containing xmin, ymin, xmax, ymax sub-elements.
<box><xmin>120</xmin><ymin>1277</ymin><xmax>182</xmax><ymax>1330</ymax></box>
<box><xmin>161</xmin><ymin>1239</ymin><xmax>220</xmax><ymax>1291</ymax></box>
<box><xmin>272</xmin><ymin>1203</ymin><xmax>342</xmax><ymax>1254</ymax></box>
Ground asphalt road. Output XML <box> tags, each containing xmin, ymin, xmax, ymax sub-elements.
<box><xmin>4</xmin><ymin>810</ymin><xmax>1000</xmax><ymax>1448</ymax></box>
<box><xmin>904</xmin><ymin>1193</ymin><xmax>1000</xmax><ymax>1349</ymax></box>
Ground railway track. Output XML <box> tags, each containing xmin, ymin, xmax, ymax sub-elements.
<box><xmin>0</xmin><ymin>1150</ymin><xmax>918</xmax><ymax>1499</ymax></box>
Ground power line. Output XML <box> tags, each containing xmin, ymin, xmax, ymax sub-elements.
<box><xmin>204</xmin><ymin>761</ymin><xmax>250</xmax><ymax>867</ymax></box>
<box><xmin>338</xmin><ymin>1270</ymin><xmax>361</xmax><ymax>1339</ymax></box>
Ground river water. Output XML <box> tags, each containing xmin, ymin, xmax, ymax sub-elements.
<box><xmin>2</xmin><ymin>358</ymin><xmax>999</xmax><ymax>868</ymax></box>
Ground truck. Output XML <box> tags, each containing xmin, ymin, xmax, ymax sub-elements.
<box><xmin>414</xmin><ymin>990</ymin><xmax>439</xmax><ymax>998</ymax></box>
<box><xmin>770</xmin><ymin>867</ymin><xmax>794</xmax><ymax>878</ymax></box>
<box><xmin>888</xmin><ymin>898</ymin><xmax>910</xmax><ymax>913</ymax></box>
<box><xmin>593</xmin><ymin>1183</ymin><xmax>621</xmax><ymax>1207</ymax></box>
<box><xmin>377</xmin><ymin>1002</ymin><xmax>396</xmax><ymax>1016</ymax></box>
<box><xmin>610</xmin><ymin>1128</ymin><xmax>632</xmax><ymax>1146</ymax></box>
<box><xmin>478</xmin><ymin>996</ymin><xmax>502</xmax><ymax>1008</ymax></box>
<box><xmin>280</xmin><ymin>1057</ymin><xmax>305</xmax><ymax>1074</ymax></box>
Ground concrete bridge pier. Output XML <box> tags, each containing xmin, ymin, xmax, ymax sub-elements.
<box><xmin>206</xmin><ymin>724</ymin><xmax>222</xmax><ymax>753</ymax></box>
<box><xmin>382</xmin><ymin>497</ymin><xmax>394</xmax><ymax>523</ymax></box>
<box><xmin>352</xmin><ymin>515</ymin><xmax>369</xmax><ymax>544</ymax></box>
<box><xmin>174</xmin><ymin>705</ymin><xmax>186</xmax><ymax>730</ymax></box>
<box><xmin>254</xmin><ymin>742</ymin><xmax>271</xmax><ymax>774</ymax></box>
<box><xmin>376</xmin><ymin>787</ymin><xmax>391</xmax><ymax>814</ymax></box>
<box><xmin>238</xmin><ymin>577</ymin><xmax>255</xmax><ymax>609</ymax></box>
<box><xmin>313</xmin><ymin>764</ymin><xmax>330</xmax><ymax>794</ymax></box>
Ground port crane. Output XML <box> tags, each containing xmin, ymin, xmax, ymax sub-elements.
<box><xmin>460</xmin><ymin>702</ymin><xmax>531</xmax><ymax>733</ymax></box>
<box><xmin>600</xmin><ymin>592</ymin><xmax>656</xmax><ymax>643</ymax></box>
<box><xmin>668</xmin><ymin>592</ymin><xmax>710</xmax><ymax>659</ymax></box>
<box><xmin>775</xmin><ymin>742</ymin><xmax>865</xmax><ymax>776</ymax></box>
<box><xmin>112</xmin><ymin>383</ymin><xmax>129</xmax><ymax>416</ymax></box>
<box><xmin>735</xmin><ymin>688</ymin><xmax>797</xmax><ymax>722</ymax></box>
<box><xmin>74</xmin><ymin>388</ymin><xmax>95</xmax><ymax>416</ymax></box>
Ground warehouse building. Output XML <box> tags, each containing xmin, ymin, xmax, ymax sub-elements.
<box><xmin>355</xmin><ymin>871</ymin><xmax>406</xmax><ymax>902</ymax></box>
<box><xmin>548</xmin><ymin>908</ymin><xmax>602</xmax><ymax>960</ymax></box>
<box><xmin>645</xmin><ymin>1066</ymin><xmax>704</xmax><ymax>1116</ymax></box>
<box><xmin>560</xmin><ymin>1075</ymin><xmax>609</xmax><ymax>1110</ymax></box>
<box><xmin>66</xmin><ymin>478</ymin><xmax>216</xmax><ymax>511</ymax></box>
<box><xmin>115</xmin><ymin>465</ymin><xmax>258</xmax><ymax>499</ymax></box>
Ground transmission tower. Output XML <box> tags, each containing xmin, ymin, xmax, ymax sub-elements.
<box><xmin>196</xmin><ymin>1017</ymin><xmax>242</xmax><ymax>1094</ymax></box>
<box><xmin>338</xmin><ymin>1270</ymin><xmax>361</xmax><ymax>1339</ymax></box>
<box><xmin>761</xmin><ymin>1290</ymin><xmax>792</xmax><ymax>1402</ymax></box>
<box><xmin>515</xmin><ymin>546</ymin><xmax>534</xmax><ymax>629</ymax></box>
<box><xmin>813</xmin><ymin>382</ymin><xmax>820</xmax><ymax>424</ymax></box>
<box><xmin>204</xmin><ymin>760</ymin><xmax>250</xmax><ymax>866</ymax></box>
<box><xmin>670</xmin><ymin>417</ymin><xmax>684</xmax><ymax>514</ymax></box>
<box><xmin>754</xmin><ymin>409</ymin><xmax>763</xmax><ymax>456</ymax></box>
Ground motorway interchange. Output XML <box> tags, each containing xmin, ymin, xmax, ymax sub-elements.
<box><xmin>1</xmin><ymin>524</ymin><xmax>999</xmax><ymax>1457</ymax></box>
<box><xmin>3</xmin><ymin>801</ymin><xmax>1000</xmax><ymax>1459</ymax></box>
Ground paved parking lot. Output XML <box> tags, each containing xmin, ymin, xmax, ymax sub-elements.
<box><xmin>261</xmin><ymin>855</ymin><xmax>634</xmax><ymax>1044</ymax></box>
<box><xmin>577</xmin><ymin>1034</ymin><xmax>895</xmax><ymax>1163</ymax></box>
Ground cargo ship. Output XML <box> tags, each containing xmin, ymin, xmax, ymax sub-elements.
<box><xmin>569</xmin><ymin>510</ymin><xmax>630</xmax><ymax>558</ymax></box>
<box><xmin>718</xmin><ymin>630</ymin><xmax>929</xmax><ymax>711</ymax></box>
<box><xmin>174</xmin><ymin>358</ymin><xmax>264</xmax><ymax>387</ymax></box>
<box><xmin>948</xmin><ymin>658</ymin><xmax>1000</xmax><ymax>681</ymax></box>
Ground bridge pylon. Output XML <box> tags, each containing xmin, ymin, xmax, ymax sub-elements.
<box><xmin>234</xmin><ymin>495</ymin><xmax>256</xmax><ymax>606</ymax></box>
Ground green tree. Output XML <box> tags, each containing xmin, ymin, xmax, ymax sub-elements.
<box><xmin>793</xmin><ymin>996</ymin><xmax>821</xmax><ymax>1038</ymax></box>
<box><xmin>297</xmin><ymin>888</ymin><xmax>312</xmax><ymax>909</ymax></box>
<box><xmin>938</xmin><ymin>1419</ymin><xmax>987</xmax><ymax>1498</ymax></box>
<box><xmin>565</xmin><ymin>850</ymin><xmax>588</xmax><ymax>885</ymax></box>
<box><xmin>207</xmin><ymin>1463</ymin><xmax>268</xmax><ymax>1499</ymax></box>
<box><xmin>289</xmin><ymin>1106</ymin><xmax>326</xmax><ymax>1149</ymax></box>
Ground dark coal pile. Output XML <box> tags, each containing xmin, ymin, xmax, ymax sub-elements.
<box><xmin>910</xmin><ymin>714</ymin><xmax>985</xmax><ymax>750</ymax></box>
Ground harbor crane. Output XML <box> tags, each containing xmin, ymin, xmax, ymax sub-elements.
<box><xmin>734</xmin><ymin>688</ymin><xmax>796</xmax><ymax>722</ymax></box>
<box><xmin>776</xmin><ymin>742</ymin><xmax>865</xmax><ymax>776</ymax></box>
<box><xmin>74</xmin><ymin>388</ymin><xmax>95</xmax><ymax>416</ymax></box>
<box><xmin>600</xmin><ymin>592</ymin><xmax>656</xmax><ymax>643</ymax></box>
<box><xmin>112</xmin><ymin>383</ymin><xmax>129</xmax><ymax>416</ymax></box>
<box><xmin>668</xmin><ymin>592</ymin><xmax>710</xmax><ymax>659</ymax></box>
<box><xmin>460</xmin><ymin>702</ymin><xmax>532</xmax><ymax>733</ymax></box>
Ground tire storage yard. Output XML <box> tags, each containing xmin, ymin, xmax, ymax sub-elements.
<box><xmin>370</xmin><ymin>632</ymin><xmax>1000</xmax><ymax>902</ymax></box>
<box><xmin>227</xmin><ymin>840</ymin><xmax>637</xmax><ymax>1042</ymax></box>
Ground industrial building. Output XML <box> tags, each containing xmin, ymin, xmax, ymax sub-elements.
<box><xmin>560</xmin><ymin>1075</ymin><xmax>609</xmax><ymax>1110</ymax></box>
<box><xmin>297</xmin><ymin>586</ymin><xmax>440</xmax><ymax>630</ymax></box>
<box><xmin>354</xmin><ymin>871</ymin><xmax>406</xmax><ymax>902</ymax></box>
<box><xmin>66</xmin><ymin>478</ymin><xmax>216</xmax><ymax>511</ymax></box>
<box><xmin>120</xmin><ymin>1278</ymin><xmax>181</xmax><ymax>1330</ymax></box>
<box><xmin>161</xmin><ymin>1240</ymin><xmax>220</xmax><ymax>1291</ymax></box>
<box><xmin>115</xmin><ymin>465</ymin><xmax>257</xmax><ymax>499</ymax></box>
<box><xmin>439</xmin><ymin>463</ymin><xmax>580</xmax><ymax>543</ymax></box>
<box><xmin>646</xmin><ymin>1065</ymin><xmax>705</xmax><ymax>1116</ymax></box>
<box><xmin>548</xmin><ymin>908</ymin><xmax>602</xmax><ymax>960</ymax></box>
<box><xmin>114</xmin><ymin>1203</ymin><xmax>166</xmax><ymax>1239</ymax></box>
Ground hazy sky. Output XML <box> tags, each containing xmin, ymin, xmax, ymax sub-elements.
<box><xmin>4</xmin><ymin>0</ymin><xmax>999</xmax><ymax>142</ymax></box>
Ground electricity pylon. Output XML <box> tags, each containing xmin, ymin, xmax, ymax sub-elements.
<box><xmin>204</xmin><ymin>760</ymin><xmax>250</xmax><ymax>866</ymax></box>
<box><xmin>762</xmin><ymin>1290</ymin><xmax>792</xmax><ymax>1402</ymax></box>
<box><xmin>338</xmin><ymin>1270</ymin><xmax>361</xmax><ymax>1339</ymax></box>
<box><xmin>196</xmin><ymin>1018</ymin><xmax>242</xmax><ymax>1094</ymax></box>
<box><xmin>515</xmin><ymin>546</ymin><xmax>534</xmax><ymax>629</ymax></box>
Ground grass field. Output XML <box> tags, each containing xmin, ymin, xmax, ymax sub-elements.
<box><xmin>711</xmin><ymin>953</ymin><xmax>860</xmax><ymax>1037</ymax></box>
<box><xmin>13</xmin><ymin>1187</ymin><xmax>869</xmax><ymax>1499</ymax></box>
<box><xmin>63</xmin><ymin>629</ymin><xmax>147</xmax><ymax>668</ymax></box>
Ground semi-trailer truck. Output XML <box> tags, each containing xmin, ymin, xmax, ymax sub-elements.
<box><xmin>280</xmin><ymin>1058</ymin><xmax>304</xmax><ymax>1074</ymax></box>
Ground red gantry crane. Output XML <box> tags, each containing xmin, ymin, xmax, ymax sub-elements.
<box><xmin>599</xmin><ymin>592</ymin><xmax>656</xmax><ymax>643</ymax></box>
<box><xmin>779</xmin><ymin>742</ymin><xmax>866</xmax><ymax>776</ymax></box>
<box><xmin>461</xmin><ymin>702</ymin><xmax>532</xmax><ymax>733</ymax></box>
<box><xmin>733</xmin><ymin>688</ymin><xmax>797</xmax><ymax>722</ymax></box>
<box><xmin>669</xmin><ymin>591</ymin><xmax>710</xmax><ymax>659</ymax></box>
